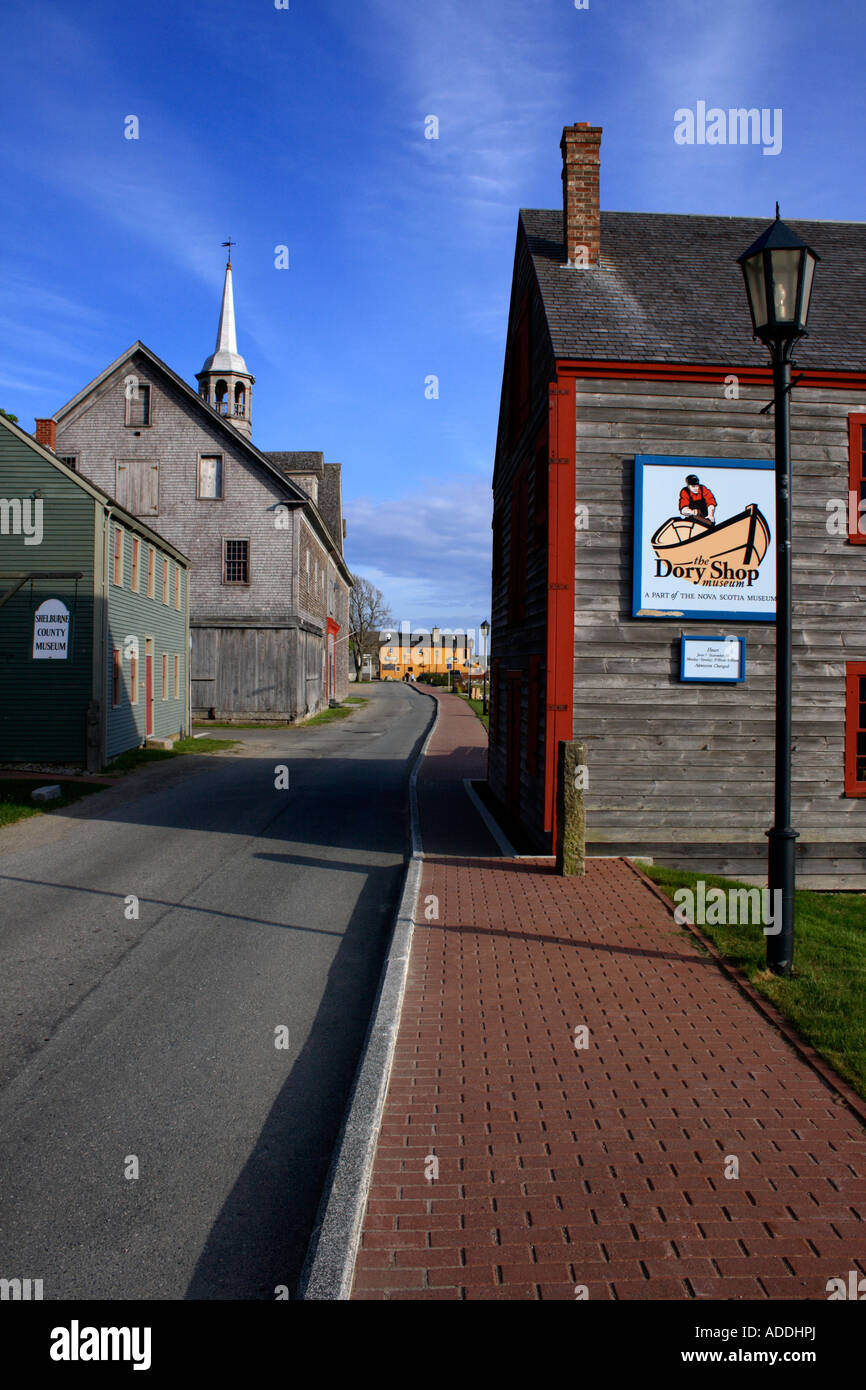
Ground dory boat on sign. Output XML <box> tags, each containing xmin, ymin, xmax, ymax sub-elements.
<box><xmin>650</xmin><ymin>503</ymin><xmax>771</xmax><ymax>568</ymax></box>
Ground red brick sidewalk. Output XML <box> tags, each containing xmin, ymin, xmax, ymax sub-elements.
<box><xmin>351</xmin><ymin>690</ymin><xmax>866</xmax><ymax>1300</ymax></box>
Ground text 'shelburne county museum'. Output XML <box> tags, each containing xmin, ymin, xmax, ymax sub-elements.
<box><xmin>487</xmin><ymin>123</ymin><xmax>866</xmax><ymax>889</ymax></box>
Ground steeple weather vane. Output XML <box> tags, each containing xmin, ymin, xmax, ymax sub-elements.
<box><xmin>222</xmin><ymin>238</ymin><xmax>236</xmax><ymax>266</ymax></box>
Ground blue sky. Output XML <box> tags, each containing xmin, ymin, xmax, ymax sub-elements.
<box><xmin>2</xmin><ymin>0</ymin><xmax>864</xmax><ymax>637</ymax></box>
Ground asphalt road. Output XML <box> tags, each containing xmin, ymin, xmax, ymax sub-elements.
<box><xmin>0</xmin><ymin>683</ymin><xmax>432</xmax><ymax>1300</ymax></box>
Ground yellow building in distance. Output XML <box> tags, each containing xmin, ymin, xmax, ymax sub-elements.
<box><xmin>379</xmin><ymin>630</ymin><xmax>480</xmax><ymax>682</ymax></box>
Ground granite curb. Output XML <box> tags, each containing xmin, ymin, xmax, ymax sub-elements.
<box><xmin>297</xmin><ymin>685</ymin><xmax>438</xmax><ymax>1299</ymax></box>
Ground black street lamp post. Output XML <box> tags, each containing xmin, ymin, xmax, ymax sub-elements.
<box><xmin>737</xmin><ymin>208</ymin><xmax>819</xmax><ymax>977</ymax></box>
<box><xmin>480</xmin><ymin>620</ymin><xmax>490</xmax><ymax>715</ymax></box>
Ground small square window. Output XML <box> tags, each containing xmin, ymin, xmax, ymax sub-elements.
<box><xmin>58</xmin><ymin>454</ymin><xmax>77</xmax><ymax>470</ymax></box>
<box><xmin>223</xmin><ymin>538</ymin><xmax>249</xmax><ymax>584</ymax></box>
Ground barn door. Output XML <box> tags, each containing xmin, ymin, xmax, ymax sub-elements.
<box><xmin>506</xmin><ymin>671</ymin><xmax>522</xmax><ymax>814</ymax></box>
<box><xmin>115</xmin><ymin>459</ymin><xmax>159</xmax><ymax>515</ymax></box>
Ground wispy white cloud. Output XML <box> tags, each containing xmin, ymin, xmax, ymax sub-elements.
<box><xmin>345</xmin><ymin>472</ymin><xmax>491</xmax><ymax>626</ymax></box>
<box><xmin>638</xmin><ymin>0</ymin><xmax>783</xmax><ymax>96</ymax></box>
<box><xmin>328</xmin><ymin>0</ymin><xmax>572</xmax><ymax>243</ymax></box>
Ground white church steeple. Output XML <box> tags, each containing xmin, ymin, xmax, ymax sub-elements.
<box><xmin>196</xmin><ymin>242</ymin><xmax>255</xmax><ymax>438</ymax></box>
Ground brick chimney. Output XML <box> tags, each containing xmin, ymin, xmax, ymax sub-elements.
<box><xmin>561</xmin><ymin>123</ymin><xmax>602</xmax><ymax>267</ymax></box>
<box><xmin>34</xmin><ymin>418</ymin><xmax>57</xmax><ymax>451</ymax></box>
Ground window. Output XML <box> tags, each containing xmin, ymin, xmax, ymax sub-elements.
<box><xmin>129</xmin><ymin>647</ymin><xmax>138</xmax><ymax>704</ymax></box>
<box><xmin>174</xmin><ymin>566</ymin><xmax>181</xmax><ymax>610</ymax></box>
<box><xmin>146</xmin><ymin>547</ymin><xmax>155</xmax><ymax>598</ymax></box>
<box><xmin>113</xmin><ymin>526</ymin><xmax>124</xmax><ymax>585</ymax></box>
<box><xmin>124</xmin><ymin>383</ymin><xmax>151</xmax><ymax>427</ymax></box>
<box><xmin>198</xmin><ymin>455</ymin><xmax>223</xmax><ymax>499</ymax></box>
<box><xmin>173</xmin><ymin>653</ymin><xmax>180</xmax><ymax>698</ymax></box>
<box><xmin>848</xmin><ymin>414</ymin><xmax>866</xmax><ymax>544</ymax></box>
<box><xmin>58</xmin><ymin>454</ymin><xmax>77</xmax><ymax>470</ymax></box>
<box><xmin>162</xmin><ymin>652</ymin><xmax>168</xmax><ymax>700</ymax></box>
<box><xmin>845</xmin><ymin>662</ymin><xmax>866</xmax><ymax>795</ymax></box>
<box><xmin>131</xmin><ymin>537</ymin><xmax>140</xmax><ymax>591</ymax></box>
<box><xmin>112</xmin><ymin>649</ymin><xmax>122</xmax><ymax>707</ymax></box>
<box><xmin>162</xmin><ymin>558</ymin><xmax>170</xmax><ymax>605</ymax></box>
<box><xmin>223</xmin><ymin>538</ymin><xmax>249</xmax><ymax>584</ymax></box>
<box><xmin>115</xmin><ymin>458</ymin><xmax>158</xmax><ymax>514</ymax></box>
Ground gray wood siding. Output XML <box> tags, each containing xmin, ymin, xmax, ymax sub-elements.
<box><xmin>572</xmin><ymin>377</ymin><xmax>866</xmax><ymax>887</ymax></box>
<box><xmin>55</xmin><ymin>359</ymin><xmax>296</xmax><ymax>627</ymax></box>
<box><xmin>105</xmin><ymin>522</ymin><xmax>188</xmax><ymax>758</ymax></box>
<box><xmin>190</xmin><ymin>623</ymin><xmax>327</xmax><ymax>719</ymax></box>
<box><xmin>0</xmin><ymin>435</ymin><xmax>95</xmax><ymax>763</ymax></box>
<box><xmin>56</xmin><ymin>353</ymin><xmax>348</xmax><ymax>719</ymax></box>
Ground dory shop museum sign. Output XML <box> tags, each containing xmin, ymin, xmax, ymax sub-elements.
<box><xmin>632</xmin><ymin>456</ymin><xmax>776</xmax><ymax>620</ymax></box>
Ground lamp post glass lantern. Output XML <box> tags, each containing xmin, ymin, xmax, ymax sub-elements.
<box><xmin>480</xmin><ymin>619</ymin><xmax>490</xmax><ymax>715</ymax></box>
<box><xmin>738</xmin><ymin>208</ymin><xmax>819</xmax><ymax>350</ymax></box>
<box><xmin>736</xmin><ymin>210</ymin><xmax>819</xmax><ymax>978</ymax></box>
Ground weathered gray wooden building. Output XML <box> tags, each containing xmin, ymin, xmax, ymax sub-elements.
<box><xmin>39</xmin><ymin>257</ymin><xmax>351</xmax><ymax>721</ymax></box>
<box><xmin>0</xmin><ymin>411</ymin><xmax>190</xmax><ymax>768</ymax></box>
<box><xmin>489</xmin><ymin>122</ymin><xmax>866</xmax><ymax>887</ymax></box>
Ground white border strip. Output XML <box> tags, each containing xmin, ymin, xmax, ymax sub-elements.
<box><xmin>461</xmin><ymin>778</ymin><xmax>517</xmax><ymax>857</ymax></box>
<box><xmin>297</xmin><ymin>687</ymin><xmax>439</xmax><ymax>1300</ymax></box>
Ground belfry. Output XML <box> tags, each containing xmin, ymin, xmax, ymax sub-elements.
<box><xmin>195</xmin><ymin>243</ymin><xmax>254</xmax><ymax>438</ymax></box>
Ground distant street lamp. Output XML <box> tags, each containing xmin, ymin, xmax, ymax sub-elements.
<box><xmin>480</xmin><ymin>619</ymin><xmax>490</xmax><ymax>715</ymax></box>
<box><xmin>737</xmin><ymin>206</ymin><xmax>820</xmax><ymax>978</ymax></box>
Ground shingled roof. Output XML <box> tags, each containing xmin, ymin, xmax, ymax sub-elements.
<box><xmin>318</xmin><ymin>463</ymin><xmax>344</xmax><ymax>556</ymax></box>
<box><xmin>521</xmin><ymin>209</ymin><xmax>866</xmax><ymax>372</ymax></box>
<box><xmin>263</xmin><ymin>451</ymin><xmax>344</xmax><ymax>554</ymax></box>
<box><xmin>265</xmin><ymin>451</ymin><xmax>325</xmax><ymax>474</ymax></box>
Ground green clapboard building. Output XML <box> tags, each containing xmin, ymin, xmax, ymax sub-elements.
<box><xmin>0</xmin><ymin>411</ymin><xmax>190</xmax><ymax>769</ymax></box>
